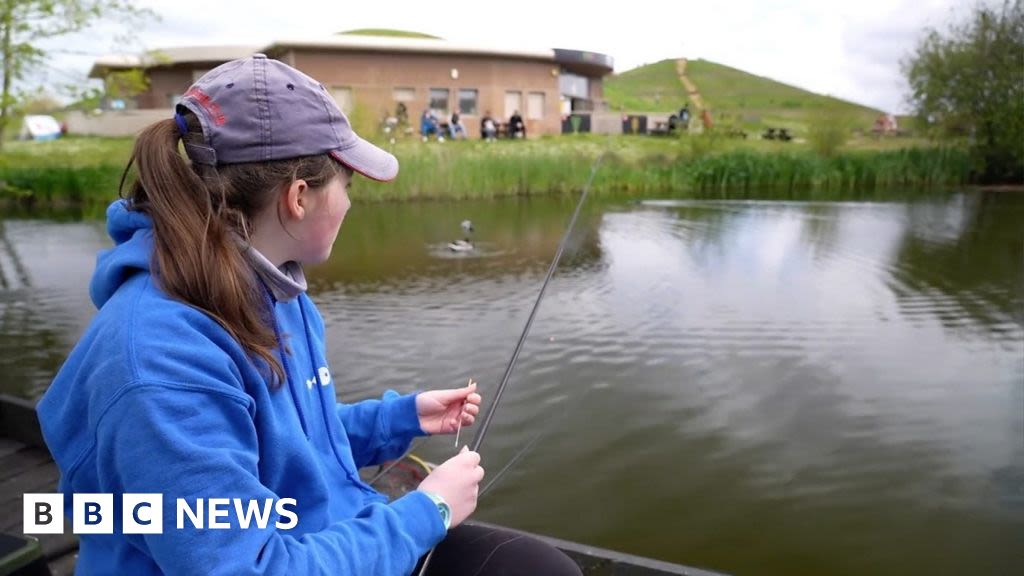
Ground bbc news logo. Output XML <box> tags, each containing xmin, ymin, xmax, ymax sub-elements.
<box><xmin>24</xmin><ymin>494</ymin><xmax>298</xmax><ymax>534</ymax></box>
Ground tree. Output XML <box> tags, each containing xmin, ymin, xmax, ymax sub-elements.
<box><xmin>0</xmin><ymin>0</ymin><xmax>153</xmax><ymax>149</ymax></box>
<box><xmin>20</xmin><ymin>87</ymin><xmax>61</xmax><ymax>113</ymax></box>
<box><xmin>903</xmin><ymin>0</ymin><xmax>1024</xmax><ymax>183</ymax></box>
<box><xmin>103</xmin><ymin>67</ymin><xmax>149</xmax><ymax>102</ymax></box>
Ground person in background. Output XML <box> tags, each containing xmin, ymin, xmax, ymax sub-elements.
<box><xmin>678</xmin><ymin>104</ymin><xmax>690</xmax><ymax>133</ymax></box>
<box><xmin>420</xmin><ymin>107</ymin><xmax>441</xmax><ymax>141</ymax></box>
<box><xmin>509</xmin><ymin>110</ymin><xmax>526</xmax><ymax>139</ymax></box>
<box><xmin>396</xmin><ymin>102</ymin><xmax>409</xmax><ymax>131</ymax></box>
<box><xmin>480</xmin><ymin>110</ymin><xmax>498</xmax><ymax>141</ymax></box>
<box><xmin>448</xmin><ymin>110</ymin><xmax>468</xmax><ymax>140</ymax></box>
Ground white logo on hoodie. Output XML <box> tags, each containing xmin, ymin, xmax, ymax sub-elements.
<box><xmin>305</xmin><ymin>367</ymin><xmax>331</xmax><ymax>390</ymax></box>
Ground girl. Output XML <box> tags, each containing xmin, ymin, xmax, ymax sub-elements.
<box><xmin>37</xmin><ymin>55</ymin><xmax>581</xmax><ymax>575</ymax></box>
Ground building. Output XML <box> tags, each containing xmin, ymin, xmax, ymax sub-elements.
<box><xmin>86</xmin><ymin>34</ymin><xmax>614</xmax><ymax>138</ymax></box>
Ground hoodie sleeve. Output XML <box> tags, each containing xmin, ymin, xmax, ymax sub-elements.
<box><xmin>336</xmin><ymin>390</ymin><xmax>427</xmax><ymax>469</ymax></box>
<box><xmin>96</xmin><ymin>383</ymin><xmax>445</xmax><ymax>576</ymax></box>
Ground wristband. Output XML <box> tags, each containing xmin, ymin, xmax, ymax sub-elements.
<box><xmin>420</xmin><ymin>491</ymin><xmax>451</xmax><ymax>530</ymax></box>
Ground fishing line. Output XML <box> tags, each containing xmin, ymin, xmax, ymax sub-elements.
<box><xmin>478</xmin><ymin>362</ymin><xmax>612</xmax><ymax>500</ymax></box>
<box><xmin>478</xmin><ymin>427</ymin><xmax>545</xmax><ymax>499</ymax></box>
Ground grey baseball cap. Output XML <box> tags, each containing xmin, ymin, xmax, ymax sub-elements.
<box><xmin>176</xmin><ymin>53</ymin><xmax>398</xmax><ymax>182</ymax></box>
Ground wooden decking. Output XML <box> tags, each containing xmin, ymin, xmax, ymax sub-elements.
<box><xmin>0</xmin><ymin>437</ymin><xmax>77</xmax><ymax>575</ymax></box>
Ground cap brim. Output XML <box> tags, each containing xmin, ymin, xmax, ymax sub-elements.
<box><xmin>329</xmin><ymin>137</ymin><xmax>399</xmax><ymax>182</ymax></box>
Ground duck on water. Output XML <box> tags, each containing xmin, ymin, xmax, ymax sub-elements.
<box><xmin>448</xmin><ymin>220</ymin><xmax>474</xmax><ymax>252</ymax></box>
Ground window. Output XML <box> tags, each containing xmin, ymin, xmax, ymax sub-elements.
<box><xmin>393</xmin><ymin>87</ymin><xmax>415</xmax><ymax>102</ymax></box>
<box><xmin>527</xmin><ymin>92</ymin><xmax>545</xmax><ymax>120</ymax></box>
<box><xmin>330</xmin><ymin>87</ymin><xmax>353</xmax><ymax>114</ymax></box>
<box><xmin>559</xmin><ymin>73</ymin><xmax>590</xmax><ymax>99</ymax></box>
<box><xmin>458</xmin><ymin>89</ymin><xmax>478</xmax><ymax>115</ymax></box>
<box><xmin>429</xmin><ymin>88</ymin><xmax>449</xmax><ymax>114</ymax></box>
<box><xmin>504</xmin><ymin>91</ymin><xmax>522</xmax><ymax>119</ymax></box>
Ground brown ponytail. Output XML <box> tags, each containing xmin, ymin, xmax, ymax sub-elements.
<box><xmin>120</xmin><ymin>111</ymin><xmax>343</xmax><ymax>388</ymax></box>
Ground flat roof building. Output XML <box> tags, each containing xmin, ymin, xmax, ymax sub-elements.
<box><xmin>89</xmin><ymin>33</ymin><xmax>614</xmax><ymax>138</ymax></box>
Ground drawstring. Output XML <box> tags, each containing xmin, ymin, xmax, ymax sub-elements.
<box><xmin>298</xmin><ymin>300</ymin><xmax>350</xmax><ymax>460</ymax></box>
<box><xmin>296</xmin><ymin>297</ymin><xmax>320</xmax><ymax>390</ymax></box>
<box><xmin>297</xmin><ymin>296</ymin><xmax>374</xmax><ymax>490</ymax></box>
<box><xmin>258</xmin><ymin>276</ymin><xmax>373</xmax><ymax>486</ymax></box>
<box><xmin>260</xmin><ymin>282</ymin><xmax>312</xmax><ymax>439</ymax></box>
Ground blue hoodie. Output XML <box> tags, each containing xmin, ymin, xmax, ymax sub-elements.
<box><xmin>37</xmin><ymin>200</ymin><xmax>446</xmax><ymax>575</ymax></box>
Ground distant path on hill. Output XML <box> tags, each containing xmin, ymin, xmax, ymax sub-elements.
<box><xmin>675</xmin><ymin>58</ymin><xmax>705</xmax><ymax>111</ymax></box>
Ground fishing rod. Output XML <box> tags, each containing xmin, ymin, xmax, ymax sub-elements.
<box><xmin>469</xmin><ymin>151</ymin><xmax>606</xmax><ymax>453</ymax></box>
<box><xmin>415</xmin><ymin>149</ymin><xmax>608</xmax><ymax>575</ymax></box>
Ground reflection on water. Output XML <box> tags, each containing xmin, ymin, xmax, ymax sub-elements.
<box><xmin>424</xmin><ymin>242</ymin><xmax>510</xmax><ymax>260</ymax></box>
<box><xmin>2</xmin><ymin>193</ymin><xmax>1023</xmax><ymax>575</ymax></box>
<box><xmin>0</xmin><ymin>219</ymin><xmax>109</xmax><ymax>398</ymax></box>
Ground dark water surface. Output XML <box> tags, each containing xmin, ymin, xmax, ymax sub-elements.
<box><xmin>1</xmin><ymin>192</ymin><xmax>1022</xmax><ymax>575</ymax></box>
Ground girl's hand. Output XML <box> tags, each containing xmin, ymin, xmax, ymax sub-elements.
<box><xmin>418</xmin><ymin>447</ymin><xmax>484</xmax><ymax>528</ymax></box>
<box><xmin>416</xmin><ymin>381</ymin><xmax>481</xmax><ymax>435</ymax></box>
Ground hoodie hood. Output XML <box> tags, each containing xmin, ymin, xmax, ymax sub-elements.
<box><xmin>90</xmin><ymin>200</ymin><xmax>154</xmax><ymax>309</ymax></box>
<box><xmin>91</xmin><ymin>199</ymin><xmax>307</xmax><ymax>308</ymax></box>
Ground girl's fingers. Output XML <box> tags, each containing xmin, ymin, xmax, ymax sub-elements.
<box><xmin>465</xmin><ymin>404</ymin><xmax>480</xmax><ymax>416</ymax></box>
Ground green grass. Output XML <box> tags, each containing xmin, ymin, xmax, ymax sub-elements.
<box><xmin>0</xmin><ymin>135</ymin><xmax>971</xmax><ymax>209</ymax></box>
<box><xmin>604</xmin><ymin>58</ymin><xmax>883</xmax><ymax>136</ymax></box>
<box><xmin>336</xmin><ymin>29</ymin><xmax>441</xmax><ymax>39</ymax></box>
<box><xmin>0</xmin><ymin>136</ymin><xmax>130</xmax><ymax>205</ymax></box>
<box><xmin>602</xmin><ymin>59</ymin><xmax>683</xmax><ymax>113</ymax></box>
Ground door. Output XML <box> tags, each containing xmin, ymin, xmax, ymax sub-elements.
<box><xmin>504</xmin><ymin>91</ymin><xmax>522</xmax><ymax>121</ymax></box>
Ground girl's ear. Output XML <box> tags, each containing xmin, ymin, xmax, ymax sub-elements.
<box><xmin>284</xmin><ymin>179</ymin><xmax>309</xmax><ymax>220</ymax></box>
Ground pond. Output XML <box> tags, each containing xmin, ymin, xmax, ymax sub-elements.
<box><xmin>1</xmin><ymin>191</ymin><xmax>1021</xmax><ymax>575</ymax></box>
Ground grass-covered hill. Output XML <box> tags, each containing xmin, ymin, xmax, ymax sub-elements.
<box><xmin>336</xmin><ymin>29</ymin><xmax>442</xmax><ymax>39</ymax></box>
<box><xmin>604</xmin><ymin>58</ymin><xmax>884</xmax><ymax>134</ymax></box>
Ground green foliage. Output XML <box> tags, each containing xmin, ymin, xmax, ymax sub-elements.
<box><xmin>807</xmin><ymin>107</ymin><xmax>855</xmax><ymax>158</ymax></box>
<box><xmin>685</xmin><ymin>147</ymin><xmax>971</xmax><ymax>196</ymax></box>
<box><xmin>688</xmin><ymin>129</ymin><xmax>725</xmax><ymax>159</ymax></box>
<box><xmin>0</xmin><ymin>0</ymin><xmax>156</xmax><ymax>148</ymax></box>
<box><xmin>103</xmin><ymin>68</ymin><xmax>149</xmax><ymax>101</ymax></box>
<box><xmin>0</xmin><ymin>137</ymin><xmax>128</xmax><ymax>204</ymax></box>
<box><xmin>64</xmin><ymin>87</ymin><xmax>103</xmax><ymax>112</ymax></box>
<box><xmin>345</xmin><ymin>101</ymin><xmax>382</xmax><ymax>145</ymax></box>
<box><xmin>20</xmin><ymin>90</ymin><xmax>62</xmax><ymax>114</ymax></box>
<box><xmin>903</xmin><ymin>0</ymin><xmax>1024</xmax><ymax>182</ymax></box>
<box><xmin>0</xmin><ymin>136</ymin><xmax>971</xmax><ymax>209</ymax></box>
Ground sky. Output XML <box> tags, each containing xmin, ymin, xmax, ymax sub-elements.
<box><xmin>38</xmin><ymin>0</ymin><xmax>972</xmax><ymax>113</ymax></box>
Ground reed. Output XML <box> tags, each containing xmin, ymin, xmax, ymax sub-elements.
<box><xmin>0</xmin><ymin>136</ymin><xmax>971</xmax><ymax>209</ymax></box>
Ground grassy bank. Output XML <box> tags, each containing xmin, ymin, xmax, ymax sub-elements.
<box><xmin>0</xmin><ymin>134</ymin><xmax>971</xmax><ymax>209</ymax></box>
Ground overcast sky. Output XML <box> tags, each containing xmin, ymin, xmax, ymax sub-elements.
<box><xmin>39</xmin><ymin>0</ymin><xmax>972</xmax><ymax>113</ymax></box>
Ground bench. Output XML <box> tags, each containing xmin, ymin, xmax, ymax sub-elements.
<box><xmin>650</xmin><ymin>120</ymin><xmax>671</xmax><ymax>136</ymax></box>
